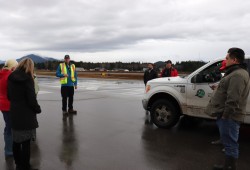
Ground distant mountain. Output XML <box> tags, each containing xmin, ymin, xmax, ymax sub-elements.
<box><xmin>154</xmin><ymin>61</ymin><xmax>165</xmax><ymax>68</ymax></box>
<box><xmin>17</xmin><ymin>54</ymin><xmax>58</xmax><ymax>63</ymax></box>
<box><xmin>0</xmin><ymin>60</ymin><xmax>4</xmax><ymax>64</ymax></box>
<box><xmin>44</xmin><ymin>57</ymin><xmax>58</xmax><ymax>61</ymax></box>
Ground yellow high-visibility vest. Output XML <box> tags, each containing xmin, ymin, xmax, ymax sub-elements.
<box><xmin>59</xmin><ymin>63</ymin><xmax>76</xmax><ymax>84</ymax></box>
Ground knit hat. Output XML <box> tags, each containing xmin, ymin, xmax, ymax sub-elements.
<box><xmin>4</xmin><ymin>59</ymin><xmax>18</xmax><ymax>70</ymax></box>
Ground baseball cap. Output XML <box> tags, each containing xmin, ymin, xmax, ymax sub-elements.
<box><xmin>64</xmin><ymin>55</ymin><xmax>70</xmax><ymax>59</ymax></box>
<box><xmin>165</xmin><ymin>60</ymin><xmax>172</xmax><ymax>64</ymax></box>
<box><xmin>219</xmin><ymin>60</ymin><xmax>226</xmax><ymax>71</ymax></box>
<box><xmin>4</xmin><ymin>59</ymin><xmax>18</xmax><ymax>70</ymax></box>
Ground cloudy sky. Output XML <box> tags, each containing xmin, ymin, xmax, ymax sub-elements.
<box><xmin>0</xmin><ymin>0</ymin><xmax>250</xmax><ymax>63</ymax></box>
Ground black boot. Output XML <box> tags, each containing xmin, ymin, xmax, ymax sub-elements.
<box><xmin>224</xmin><ymin>156</ymin><xmax>236</xmax><ymax>170</ymax></box>
<box><xmin>68</xmin><ymin>109</ymin><xmax>77</xmax><ymax>114</ymax></box>
<box><xmin>213</xmin><ymin>156</ymin><xmax>237</xmax><ymax>170</ymax></box>
<box><xmin>211</xmin><ymin>139</ymin><xmax>222</xmax><ymax>145</ymax></box>
<box><xmin>213</xmin><ymin>164</ymin><xmax>224</xmax><ymax>170</ymax></box>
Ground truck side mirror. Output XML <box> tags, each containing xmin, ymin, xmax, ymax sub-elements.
<box><xmin>191</xmin><ymin>74</ymin><xmax>203</xmax><ymax>83</ymax></box>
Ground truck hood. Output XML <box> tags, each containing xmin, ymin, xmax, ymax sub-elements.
<box><xmin>147</xmin><ymin>76</ymin><xmax>187</xmax><ymax>85</ymax></box>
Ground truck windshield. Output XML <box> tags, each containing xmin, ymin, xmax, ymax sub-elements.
<box><xmin>197</xmin><ymin>61</ymin><xmax>223</xmax><ymax>83</ymax></box>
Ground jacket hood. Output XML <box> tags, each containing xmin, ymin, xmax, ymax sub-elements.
<box><xmin>0</xmin><ymin>70</ymin><xmax>5</xmax><ymax>77</ymax></box>
<box><xmin>8</xmin><ymin>70</ymin><xmax>31</xmax><ymax>82</ymax></box>
<box><xmin>225</xmin><ymin>63</ymin><xmax>248</xmax><ymax>76</ymax></box>
<box><xmin>240</xmin><ymin>63</ymin><xmax>248</xmax><ymax>70</ymax></box>
<box><xmin>0</xmin><ymin>69</ymin><xmax>11</xmax><ymax>78</ymax></box>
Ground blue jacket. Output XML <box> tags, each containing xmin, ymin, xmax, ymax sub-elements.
<box><xmin>56</xmin><ymin>63</ymin><xmax>78</xmax><ymax>87</ymax></box>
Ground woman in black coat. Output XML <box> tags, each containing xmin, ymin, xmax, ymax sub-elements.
<box><xmin>8</xmin><ymin>58</ymin><xmax>41</xmax><ymax>170</ymax></box>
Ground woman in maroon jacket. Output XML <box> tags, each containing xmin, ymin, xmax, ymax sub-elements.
<box><xmin>0</xmin><ymin>59</ymin><xmax>18</xmax><ymax>157</ymax></box>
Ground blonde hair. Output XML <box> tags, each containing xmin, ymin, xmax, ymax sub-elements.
<box><xmin>3</xmin><ymin>59</ymin><xmax>18</xmax><ymax>70</ymax></box>
<box><xmin>16</xmin><ymin>58</ymin><xmax>34</xmax><ymax>77</ymax></box>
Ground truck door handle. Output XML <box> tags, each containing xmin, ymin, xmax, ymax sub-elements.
<box><xmin>192</xmin><ymin>84</ymin><xmax>196</xmax><ymax>90</ymax></box>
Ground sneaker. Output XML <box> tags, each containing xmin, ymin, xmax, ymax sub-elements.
<box><xmin>68</xmin><ymin>109</ymin><xmax>77</xmax><ymax>114</ymax></box>
<box><xmin>62</xmin><ymin>110</ymin><xmax>68</xmax><ymax>115</ymax></box>
<box><xmin>5</xmin><ymin>154</ymin><xmax>13</xmax><ymax>161</ymax></box>
<box><xmin>211</xmin><ymin>139</ymin><xmax>222</xmax><ymax>145</ymax></box>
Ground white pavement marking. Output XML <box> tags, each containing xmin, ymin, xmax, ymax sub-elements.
<box><xmin>85</xmin><ymin>86</ymin><xmax>99</xmax><ymax>90</ymax></box>
<box><xmin>39</xmin><ymin>80</ymin><xmax>144</xmax><ymax>97</ymax></box>
<box><xmin>38</xmin><ymin>91</ymin><xmax>53</xmax><ymax>95</ymax></box>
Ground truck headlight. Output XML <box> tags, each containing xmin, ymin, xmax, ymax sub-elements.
<box><xmin>145</xmin><ymin>85</ymin><xmax>151</xmax><ymax>93</ymax></box>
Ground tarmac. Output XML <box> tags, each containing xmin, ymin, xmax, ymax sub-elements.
<box><xmin>0</xmin><ymin>77</ymin><xmax>250</xmax><ymax>170</ymax></box>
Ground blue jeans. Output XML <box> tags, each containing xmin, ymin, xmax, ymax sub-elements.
<box><xmin>217</xmin><ymin>118</ymin><xmax>240</xmax><ymax>159</ymax></box>
<box><xmin>2</xmin><ymin>111</ymin><xmax>12</xmax><ymax>135</ymax></box>
<box><xmin>2</xmin><ymin>111</ymin><xmax>13</xmax><ymax>156</ymax></box>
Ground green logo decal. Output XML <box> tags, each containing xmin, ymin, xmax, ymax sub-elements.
<box><xmin>196</xmin><ymin>89</ymin><xmax>205</xmax><ymax>98</ymax></box>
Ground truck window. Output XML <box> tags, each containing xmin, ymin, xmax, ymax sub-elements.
<box><xmin>198</xmin><ymin>61</ymin><xmax>223</xmax><ymax>83</ymax></box>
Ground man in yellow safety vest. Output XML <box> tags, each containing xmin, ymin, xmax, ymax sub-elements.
<box><xmin>56</xmin><ymin>55</ymin><xmax>78</xmax><ymax>115</ymax></box>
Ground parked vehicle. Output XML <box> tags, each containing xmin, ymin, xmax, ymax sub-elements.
<box><xmin>142</xmin><ymin>57</ymin><xmax>250</xmax><ymax>128</ymax></box>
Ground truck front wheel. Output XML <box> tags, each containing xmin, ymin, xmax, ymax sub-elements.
<box><xmin>150</xmin><ymin>99</ymin><xmax>180</xmax><ymax>129</ymax></box>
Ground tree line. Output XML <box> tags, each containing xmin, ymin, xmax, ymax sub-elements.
<box><xmin>1</xmin><ymin>60</ymin><xmax>207</xmax><ymax>73</ymax></box>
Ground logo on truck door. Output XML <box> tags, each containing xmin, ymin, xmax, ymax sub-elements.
<box><xmin>196</xmin><ymin>89</ymin><xmax>205</xmax><ymax>98</ymax></box>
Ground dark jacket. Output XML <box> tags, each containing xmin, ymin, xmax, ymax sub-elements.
<box><xmin>205</xmin><ymin>64</ymin><xmax>250</xmax><ymax>122</ymax></box>
<box><xmin>144</xmin><ymin>69</ymin><xmax>158</xmax><ymax>85</ymax></box>
<box><xmin>7</xmin><ymin>70</ymin><xmax>41</xmax><ymax>130</ymax></box>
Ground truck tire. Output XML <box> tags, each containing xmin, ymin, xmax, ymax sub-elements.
<box><xmin>150</xmin><ymin>99</ymin><xmax>180</xmax><ymax>129</ymax></box>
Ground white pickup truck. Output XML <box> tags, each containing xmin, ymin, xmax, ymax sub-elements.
<box><xmin>142</xmin><ymin>58</ymin><xmax>250</xmax><ymax>128</ymax></box>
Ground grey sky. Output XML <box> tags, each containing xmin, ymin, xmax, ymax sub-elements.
<box><xmin>1</xmin><ymin>0</ymin><xmax>250</xmax><ymax>62</ymax></box>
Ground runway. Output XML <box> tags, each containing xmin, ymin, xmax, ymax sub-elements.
<box><xmin>0</xmin><ymin>77</ymin><xmax>250</xmax><ymax>170</ymax></box>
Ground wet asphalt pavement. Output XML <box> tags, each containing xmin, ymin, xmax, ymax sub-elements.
<box><xmin>1</xmin><ymin>77</ymin><xmax>250</xmax><ymax>170</ymax></box>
